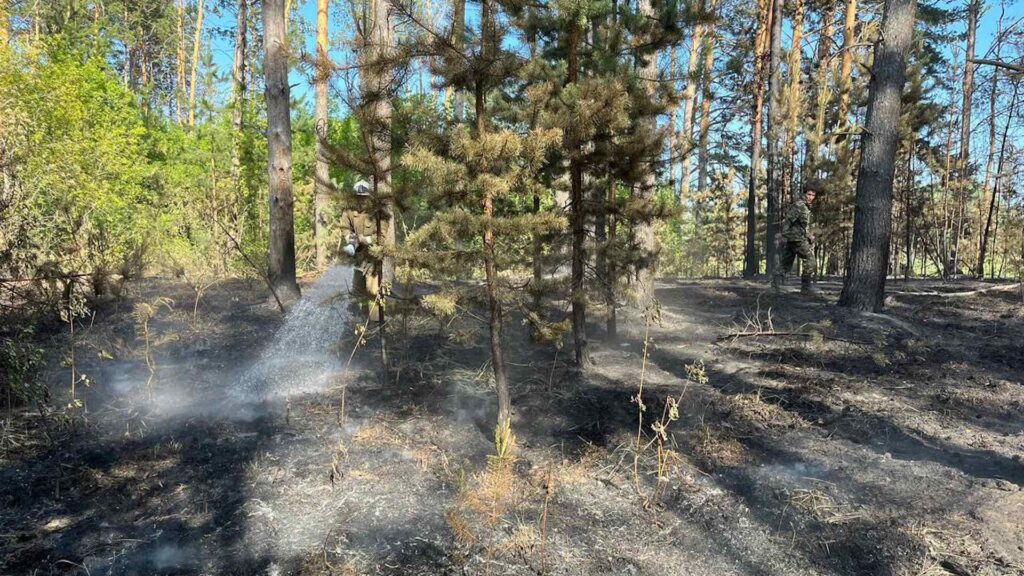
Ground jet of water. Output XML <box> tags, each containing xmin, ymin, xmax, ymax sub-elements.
<box><xmin>233</xmin><ymin>265</ymin><xmax>353</xmax><ymax>403</ymax></box>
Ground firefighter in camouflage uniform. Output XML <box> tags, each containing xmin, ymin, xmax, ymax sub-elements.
<box><xmin>340</xmin><ymin>180</ymin><xmax>381</xmax><ymax>321</ymax></box>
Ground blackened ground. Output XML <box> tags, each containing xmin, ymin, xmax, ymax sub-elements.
<box><xmin>1</xmin><ymin>276</ymin><xmax>1022</xmax><ymax>575</ymax></box>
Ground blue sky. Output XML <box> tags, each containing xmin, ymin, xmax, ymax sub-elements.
<box><xmin>200</xmin><ymin>0</ymin><xmax>1018</xmax><ymax>152</ymax></box>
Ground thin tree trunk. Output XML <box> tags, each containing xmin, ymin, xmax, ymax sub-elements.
<box><xmin>838</xmin><ymin>0</ymin><xmax>917</xmax><ymax>311</ymax></box>
<box><xmin>477</xmin><ymin>0</ymin><xmax>510</xmax><ymax>429</ymax></box>
<box><xmin>977</xmin><ymin>3</ymin><xmax>1004</xmax><ymax>277</ymax></box>
<box><xmin>229</xmin><ymin>0</ymin><xmax>248</xmax><ymax>259</ymax></box>
<box><xmin>835</xmin><ymin>0</ymin><xmax>858</xmax><ymax>133</ymax></box>
<box><xmin>956</xmin><ymin>0</ymin><xmax>979</xmax><ymax>273</ymax></box>
<box><xmin>188</xmin><ymin>0</ymin><xmax>206</xmax><ymax>127</ymax></box>
<box><xmin>743</xmin><ymin>0</ymin><xmax>773</xmax><ymax>278</ymax></box>
<box><xmin>939</xmin><ymin>98</ymin><xmax>955</xmax><ymax>277</ymax></box>
<box><xmin>765</xmin><ymin>0</ymin><xmax>783</xmax><ymax>277</ymax></box>
<box><xmin>263</xmin><ymin>0</ymin><xmax>300</xmax><ymax>299</ymax></box>
<box><xmin>314</xmin><ymin>0</ymin><xmax>330</xmax><ymax>270</ymax></box>
<box><xmin>783</xmin><ymin>0</ymin><xmax>804</xmax><ymax>199</ymax></box>
<box><xmin>680</xmin><ymin>6</ymin><xmax>705</xmax><ymax>202</ymax></box>
<box><xmin>904</xmin><ymin>151</ymin><xmax>913</xmax><ymax>280</ymax></box>
<box><xmin>567</xmin><ymin>22</ymin><xmax>588</xmax><ymax>366</ymax></box>
<box><xmin>356</xmin><ymin>0</ymin><xmax>397</xmax><ymax>287</ymax></box>
<box><xmin>451</xmin><ymin>0</ymin><xmax>466</xmax><ymax>123</ymax></box>
<box><xmin>606</xmin><ymin>176</ymin><xmax>618</xmax><ymax>339</ymax></box>
<box><xmin>979</xmin><ymin>80</ymin><xmax>1018</xmax><ymax>276</ymax></box>
<box><xmin>696</xmin><ymin>2</ymin><xmax>717</xmax><ymax>196</ymax></box>
<box><xmin>176</xmin><ymin>0</ymin><xmax>186</xmax><ymax>124</ymax></box>
<box><xmin>809</xmin><ymin>2</ymin><xmax>836</xmax><ymax>165</ymax></box>
<box><xmin>979</xmin><ymin>64</ymin><xmax>998</xmax><ymax>264</ymax></box>
<box><xmin>669</xmin><ymin>48</ymin><xmax>679</xmax><ymax>196</ymax></box>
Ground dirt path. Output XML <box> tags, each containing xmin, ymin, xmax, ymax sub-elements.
<box><xmin>1</xmin><ymin>276</ymin><xmax>1021</xmax><ymax>575</ymax></box>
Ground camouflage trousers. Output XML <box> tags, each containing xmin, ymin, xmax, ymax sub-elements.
<box><xmin>774</xmin><ymin>238</ymin><xmax>814</xmax><ymax>287</ymax></box>
<box><xmin>351</xmin><ymin>259</ymin><xmax>381</xmax><ymax>322</ymax></box>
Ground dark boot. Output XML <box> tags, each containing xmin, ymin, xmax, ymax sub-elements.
<box><xmin>771</xmin><ymin>274</ymin><xmax>784</xmax><ymax>293</ymax></box>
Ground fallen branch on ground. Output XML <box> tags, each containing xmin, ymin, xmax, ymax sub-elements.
<box><xmin>888</xmin><ymin>282</ymin><xmax>1022</xmax><ymax>298</ymax></box>
<box><xmin>715</xmin><ymin>331</ymin><xmax>872</xmax><ymax>346</ymax></box>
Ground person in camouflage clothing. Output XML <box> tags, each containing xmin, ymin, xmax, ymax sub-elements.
<box><xmin>340</xmin><ymin>180</ymin><xmax>381</xmax><ymax>321</ymax></box>
<box><xmin>772</xmin><ymin>180</ymin><xmax>822</xmax><ymax>294</ymax></box>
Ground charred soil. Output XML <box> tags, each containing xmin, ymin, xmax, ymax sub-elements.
<box><xmin>1</xmin><ymin>276</ymin><xmax>1022</xmax><ymax>575</ymax></box>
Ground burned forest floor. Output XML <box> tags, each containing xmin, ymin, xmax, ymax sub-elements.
<box><xmin>2</xmin><ymin>273</ymin><xmax>1023</xmax><ymax>576</ymax></box>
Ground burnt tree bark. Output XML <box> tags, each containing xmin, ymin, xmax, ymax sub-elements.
<box><xmin>838</xmin><ymin>0</ymin><xmax>917</xmax><ymax>311</ymax></box>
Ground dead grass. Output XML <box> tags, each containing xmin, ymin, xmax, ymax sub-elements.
<box><xmin>724</xmin><ymin>391</ymin><xmax>809</xmax><ymax>432</ymax></box>
<box><xmin>789</xmin><ymin>488</ymin><xmax>863</xmax><ymax>525</ymax></box>
<box><xmin>352</xmin><ymin>421</ymin><xmax>402</xmax><ymax>447</ymax></box>
<box><xmin>550</xmin><ymin>445</ymin><xmax>606</xmax><ymax>487</ymax></box>
<box><xmin>692</xmin><ymin>422</ymin><xmax>746</xmax><ymax>470</ymax></box>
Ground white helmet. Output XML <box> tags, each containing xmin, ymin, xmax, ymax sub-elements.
<box><xmin>353</xmin><ymin>179</ymin><xmax>372</xmax><ymax>196</ymax></box>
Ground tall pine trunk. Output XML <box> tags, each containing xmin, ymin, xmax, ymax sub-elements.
<box><xmin>954</xmin><ymin>0</ymin><xmax>979</xmax><ymax>275</ymax></box>
<box><xmin>263</xmin><ymin>0</ymin><xmax>300</xmax><ymax>300</ymax></box>
<box><xmin>679</xmin><ymin>6</ymin><xmax>705</xmax><ymax>202</ymax></box>
<box><xmin>765</xmin><ymin>0</ymin><xmax>783</xmax><ymax>277</ymax></box>
<box><xmin>809</xmin><ymin>2</ymin><xmax>836</xmax><ymax>165</ymax></box>
<box><xmin>696</xmin><ymin>3</ymin><xmax>717</xmax><ymax>196</ymax></box>
<box><xmin>634</xmin><ymin>0</ymin><xmax>659</xmax><ymax>311</ymax></box>
<box><xmin>979</xmin><ymin>80</ymin><xmax>1018</xmax><ymax>276</ymax></box>
<box><xmin>835</xmin><ymin>0</ymin><xmax>858</xmax><ymax>134</ymax></box>
<box><xmin>838</xmin><ymin>0</ymin><xmax>916</xmax><ymax>311</ymax></box>
<box><xmin>188</xmin><ymin>0</ymin><xmax>205</xmax><ymax>127</ymax></box>
<box><xmin>567</xmin><ymin>22</ymin><xmax>588</xmax><ymax>365</ymax></box>
<box><xmin>230</xmin><ymin>0</ymin><xmax>248</xmax><ymax>255</ymax></box>
<box><xmin>176</xmin><ymin>0</ymin><xmax>186</xmax><ymax>124</ymax></box>
<box><xmin>314</xmin><ymin>0</ymin><xmax>330</xmax><ymax>270</ymax></box>
<box><xmin>743</xmin><ymin>0</ymin><xmax>773</xmax><ymax>278</ymax></box>
<box><xmin>783</xmin><ymin>0</ymin><xmax>804</xmax><ymax>200</ymax></box>
<box><xmin>357</xmin><ymin>0</ymin><xmax>397</xmax><ymax>285</ymax></box>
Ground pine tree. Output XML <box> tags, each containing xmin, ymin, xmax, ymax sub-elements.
<box><xmin>263</xmin><ymin>0</ymin><xmax>300</xmax><ymax>300</ymax></box>
<box><xmin>400</xmin><ymin>0</ymin><xmax>564</xmax><ymax>430</ymax></box>
<box><xmin>839</xmin><ymin>0</ymin><xmax>917</xmax><ymax>311</ymax></box>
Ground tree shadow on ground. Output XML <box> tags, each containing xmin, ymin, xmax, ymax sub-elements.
<box><xmin>0</xmin><ymin>413</ymin><xmax>267</xmax><ymax>575</ymax></box>
<box><xmin>643</xmin><ymin>340</ymin><xmax>1024</xmax><ymax>486</ymax></box>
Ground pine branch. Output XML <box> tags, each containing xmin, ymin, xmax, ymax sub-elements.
<box><xmin>970</xmin><ymin>58</ymin><xmax>1024</xmax><ymax>74</ymax></box>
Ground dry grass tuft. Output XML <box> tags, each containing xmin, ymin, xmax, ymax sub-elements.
<box><xmin>352</xmin><ymin>421</ymin><xmax>402</xmax><ymax>447</ymax></box>
<box><xmin>789</xmin><ymin>488</ymin><xmax>863</xmax><ymax>525</ymax></box>
<box><xmin>553</xmin><ymin>446</ymin><xmax>606</xmax><ymax>487</ymax></box>
<box><xmin>504</xmin><ymin>523</ymin><xmax>539</xmax><ymax>555</ymax></box>
<box><xmin>692</xmin><ymin>423</ymin><xmax>745</xmax><ymax>469</ymax></box>
<box><xmin>724</xmin><ymin>391</ymin><xmax>808</xmax><ymax>432</ymax></box>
